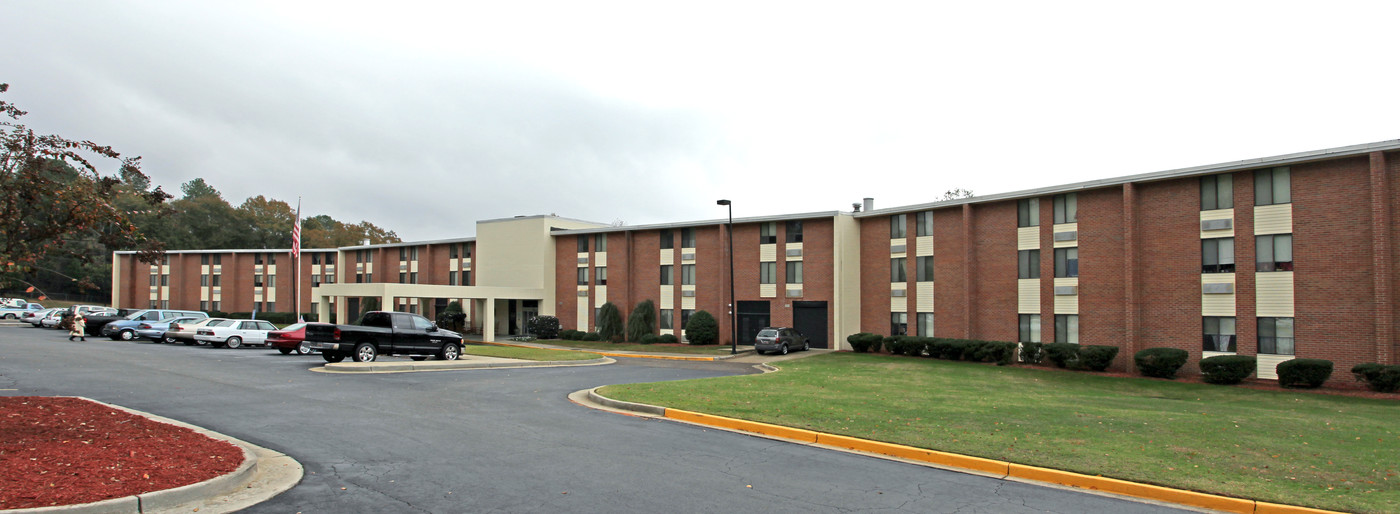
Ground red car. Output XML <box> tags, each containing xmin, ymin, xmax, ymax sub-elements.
<box><xmin>268</xmin><ymin>323</ymin><xmax>318</xmax><ymax>355</ymax></box>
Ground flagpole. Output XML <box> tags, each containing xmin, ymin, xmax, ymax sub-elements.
<box><xmin>293</xmin><ymin>197</ymin><xmax>302</xmax><ymax>323</ymax></box>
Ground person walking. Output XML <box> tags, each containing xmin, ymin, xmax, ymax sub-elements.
<box><xmin>68</xmin><ymin>313</ymin><xmax>86</xmax><ymax>341</ymax></box>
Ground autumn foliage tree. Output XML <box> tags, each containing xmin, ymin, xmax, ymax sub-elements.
<box><xmin>0</xmin><ymin>83</ymin><xmax>169</xmax><ymax>292</ymax></box>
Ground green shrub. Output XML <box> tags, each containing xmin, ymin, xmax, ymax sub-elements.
<box><xmin>1019</xmin><ymin>342</ymin><xmax>1044</xmax><ymax>364</ymax></box>
<box><xmin>847</xmin><ymin>333</ymin><xmax>875</xmax><ymax>353</ymax></box>
<box><xmin>976</xmin><ymin>341</ymin><xmax>1018</xmax><ymax>366</ymax></box>
<box><xmin>1044</xmin><ymin>342</ymin><xmax>1080</xmax><ymax>369</ymax></box>
<box><xmin>1277</xmin><ymin>359</ymin><xmax>1333</xmax><ymax>389</ymax></box>
<box><xmin>1200</xmin><ymin>355</ymin><xmax>1256</xmax><ymax>385</ymax></box>
<box><xmin>1134</xmin><ymin>348</ymin><xmax>1189</xmax><ymax>378</ymax></box>
<box><xmin>658</xmin><ymin>334</ymin><xmax>680</xmax><ymax>344</ymax></box>
<box><xmin>683</xmin><ymin>310</ymin><xmax>719</xmax><ymax>345</ymax></box>
<box><xmin>639</xmin><ymin>334</ymin><xmax>660</xmax><ymax>345</ymax></box>
<box><xmin>437</xmin><ymin>301</ymin><xmax>466</xmax><ymax>332</ymax></box>
<box><xmin>596</xmin><ymin>302</ymin><xmax>624</xmax><ymax>342</ymax></box>
<box><xmin>863</xmin><ymin>333</ymin><xmax>884</xmax><ymax>353</ymax></box>
<box><xmin>626</xmin><ymin>299</ymin><xmax>657</xmax><ymax>342</ymax></box>
<box><xmin>941</xmin><ymin>340</ymin><xmax>968</xmax><ymax>360</ymax></box>
<box><xmin>892</xmin><ymin>337</ymin><xmax>930</xmax><ymax>357</ymax></box>
<box><xmin>581</xmin><ymin>332</ymin><xmax>602</xmax><ymax>341</ymax></box>
<box><xmin>526</xmin><ymin>315</ymin><xmax>560</xmax><ymax>339</ymax></box>
<box><xmin>559</xmin><ymin>329</ymin><xmax>580</xmax><ymax>340</ymax></box>
<box><xmin>960</xmin><ymin>341</ymin><xmax>984</xmax><ymax>361</ymax></box>
<box><xmin>1351</xmin><ymin>363</ymin><xmax>1400</xmax><ymax>393</ymax></box>
<box><xmin>1077</xmin><ymin>345</ymin><xmax>1119</xmax><ymax>372</ymax></box>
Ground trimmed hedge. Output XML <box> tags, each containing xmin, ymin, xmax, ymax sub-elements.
<box><xmin>1077</xmin><ymin>345</ymin><xmax>1119</xmax><ymax>372</ymax></box>
<box><xmin>846</xmin><ymin>333</ymin><xmax>883</xmax><ymax>353</ymax></box>
<box><xmin>559</xmin><ymin>329</ymin><xmax>582</xmax><ymax>340</ymax></box>
<box><xmin>580</xmin><ymin>332</ymin><xmax>602</xmax><ymax>341</ymax></box>
<box><xmin>526</xmin><ymin>315</ymin><xmax>560</xmax><ymax>339</ymax></box>
<box><xmin>1018</xmin><ymin>342</ymin><xmax>1044</xmax><ymax>364</ymax></box>
<box><xmin>1351</xmin><ymin>363</ymin><xmax>1400</xmax><ymax>393</ymax></box>
<box><xmin>1134</xmin><ymin>348</ymin><xmax>1189</xmax><ymax>379</ymax></box>
<box><xmin>1044</xmin><ymin>343</ymin><xmax>1079</xmax><ymax>369</ymax></box>
<box><xmin>683</xmin><ymin>310</ymin><xmax>719</xmax><ymax>345</ymax></box>
<box><xmin>639</xmin><ymin>334</ymin><xmax>660</xmax><ymax>345</ymax></box>
<box><xmin>658</xmin><ymin>334</ymin><xmax>680</xmax><ymax>344</ymax></box>
<box><xmin>1200</xmin><ymin>355</ymin><xmax>1256</xmax><ymax>385</ymax></box>
<box><xmin>1277</xmin><ymin>358</ymin><xmax>1333</xmax><ymax>389</ymax></box>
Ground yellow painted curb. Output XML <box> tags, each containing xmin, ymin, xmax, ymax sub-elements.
<box><xmin>1007</xmin><ymin>463</ymin><xmax>1255</xmax><ymax>513</ymax></box>
<box><xmin>666</xmin><ymin>409</ymin><xmax>819</xmax><ymax>442</ymax></box>
<box><xmin>1254</xmin><ymin>502</ymin><xmax>1344</xmax><ymax>514</ymax></box>
<box><xmin>478</xmin><ymin>341</ymin><xmax>720</xmax><ymax>361</ymax></box>
<box><xmin>815</xmin><ymin>433</ymin><xmax>1010</xmax><ymax>476</ymax></box>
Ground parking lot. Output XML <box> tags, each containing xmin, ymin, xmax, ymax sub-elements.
<box><xmin>0</xmin><ymin>325</ymin><xmax>1188</xmax><ymax>513</ymax></box>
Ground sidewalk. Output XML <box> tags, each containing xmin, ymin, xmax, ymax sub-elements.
<box><xmin>473</xmin><ymin>338</ymin><xmax>794</xmax><ymax>362</ymax></box>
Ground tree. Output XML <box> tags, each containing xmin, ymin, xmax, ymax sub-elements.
<box><xmin>941</xmin><ymin>188</ymin><xmax>974</xmax><ymax>201</ymax></box>
<box><xmin>626</xmin><ymin>299</ymin><xmax>656</xmax><ymax>342</ymax></box>
<box><xmin>236</xmin><ymin>195</ymin><xmax>294</xmax><ymax>249</ymax></box>
<box><xmin>180</xmin><ymin>178</ymin><xmax>221</xmax><ymax>199</ymax></box>
<box><xmin>683</xmin><ymin>310</ymin><xmax>719</xmax><ymax>345</ymax></box>
<box><xmin>437</xmin><ymin>300</ymin><xmax>466</xmax><ymax>332</ymax></box>
<box><xmin>357</xmin><ymin>297</ymin><xmax>381</xmax><ymax>324</ymax></box>
<box><xmin>0</xmin><ymin>83</ymin><xmax>168</xmax><ymax>293</ymax></box>
<box><xmin>596</xmin><ymin>302</ymin><xmax>624</xmax><ymax>342</ymax></box>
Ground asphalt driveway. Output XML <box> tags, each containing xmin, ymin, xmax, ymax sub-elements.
<box><xmin>0</xmin><ymin>327</ymin><xmax>1188</xmax><ymax>513</ymax></box>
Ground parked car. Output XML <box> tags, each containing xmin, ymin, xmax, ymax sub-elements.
<box><xmin>25</xmin><ymin>308</ymin><xmax>61</xmax><ymax>327</ymax></box>
<box><xmin>0</xmin><ymin>297</ymin><xmax>28</xmax><ymax>309</ymax></box>
<box><xmin>1</xmin><ymin>302</ymin><xmax>45</xmax><ymax>319</ymax></box>
<box><xmin>267</xmin><ymin>323</ymin><xmax>319</xmax><ymax>355</ymax></box>
<box><xmin>39</xmin><ymin>309</ymin><xmax>65</xmax><ymax>328</ymax></box>
<box><xmin>306</xmin><ymin>311</ymin><xmax>463</xmax><ymax>363</ymax></box>
<box><xmin>754</xmin><ymin>327</ymin><xmax>810</xmax><ymax>355</ymax></box>
<box><xmin>196</xmin><ymin>319</ymin><xmax>279</xmax><ymax>349</ymax></box>
<box><xmin>101</xmin><ymin>309</ymin><xmax>208</xmax><ymax>340</ymax></box>
<box><xmin>135</xmin><ymin>317</ymin><xmax>206</xmax><ymax>343</ymax></box>
<box><xmin>80</xmin><ymin>307</ymin><xmax>135</xmax><ymax>335</ymax></box>
<box><xmin>163</xmin><ymin>318</ymin><xmax>229</xmax><ymax>345</ymax></box>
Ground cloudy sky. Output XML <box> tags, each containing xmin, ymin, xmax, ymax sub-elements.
<box><xmin>6</xmin><ymin>1</ymin><xmax>1398</xmax><ymax>242</ymax></box>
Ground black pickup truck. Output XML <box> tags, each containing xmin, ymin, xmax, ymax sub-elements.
<box><xmin>305</xmin><ymin>311</ymin><xmax>464</xmax><ymax>363</ymax></box>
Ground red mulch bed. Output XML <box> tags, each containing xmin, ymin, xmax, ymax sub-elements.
<box><xmin>0</xmin><ymin>397</ymin><xmax>245</xmax><ymax>510</ymax></box>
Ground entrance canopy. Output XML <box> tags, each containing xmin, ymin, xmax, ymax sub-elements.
<box><xmin>315</xmin><ymin>283</ymin><xmax>545</xmax><ymax>342</ymax></box>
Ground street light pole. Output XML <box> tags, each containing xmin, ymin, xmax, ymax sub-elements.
<box><xmin>716</xmin><ymin>199</ymin><xmax>737</xmax><ymax>355</ymax></box>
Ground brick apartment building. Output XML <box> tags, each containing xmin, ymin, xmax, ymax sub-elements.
<box><xmin>113</xmin><ymin>140</ymin><xmax>1400</xmax><ymax>380</ymax></box>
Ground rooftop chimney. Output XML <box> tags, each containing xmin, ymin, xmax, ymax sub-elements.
<box><xmin>361</xmin><ymin>239</ymin><xmax>370</xmax><ymax>246</ymax></box>
<box><xmin>863</xmin><ymin>197</ymin><xmax>874</xmax><ymax>212</ymax></box>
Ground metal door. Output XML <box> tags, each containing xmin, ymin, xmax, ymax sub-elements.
<box><xmin>736</xmin><ymin>301</ymin><xmax>770</xmax><ymax>345</ymax></box>
<box><xmin>792</xmin><ymin>301</ymin><xmax>829</xmax><ymax>348</ymax></box>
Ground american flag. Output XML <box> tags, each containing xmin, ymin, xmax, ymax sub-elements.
<box><xmin>291</xmin><ymin>200</ymin><xmax>301</xmax><ymax>260</ymax></box>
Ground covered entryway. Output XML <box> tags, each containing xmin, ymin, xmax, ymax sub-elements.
<box><xmin>315</xmin><ymin>283</ymin><xmax>546</xmax><ymax>342</ymax></box>
<box><xmin>736</xmin><ymin>301</ymin><xmax>770</xmax><ymax>345</ymax></box>
<box><xmin>792</xmin><ymin>301</ymin><xmax>829</xmax><ymax>348</ymax></box>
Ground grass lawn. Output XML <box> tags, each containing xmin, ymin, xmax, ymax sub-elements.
<box><xmin>601</xmin><ymin>352</ymin><xmax>1399</xmax><ymax>513</ymax></box>
<box><xmin>461</xmin><ymin>344</ymin><xmax>602</xmax><ymax>361</ymax></box>
<box><xmin>514</xmin><ymin>339</ymin><xmax>744</xmax><ymax>355</ymax></box>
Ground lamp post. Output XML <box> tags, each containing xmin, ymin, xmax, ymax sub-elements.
<box><xmin>716</xmin><ymin>199</ymin><xmax>737</xmax><ymax>355</ymax></box>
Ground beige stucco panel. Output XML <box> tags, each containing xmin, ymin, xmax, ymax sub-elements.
<box><xmin>915</xmin><ymin>236</ymin><xmax>933</xmax><ymax>256</ymax></box>
<box><xmin>916</xmin><ymin>281</ymin><xmax>934</xmax><ymax>312</ymax></box>
<box><xmin>1256</xmin><ymin>272</ymin><xmax>1294</xmax><ymax>317</ymax></box>
<box><xmin>1018</xmin><ymin>278</ymin><xmax>1039</xmax><ymax>314</ymax></box>
<box><xmin>1017</xmin><ymin>227</ymin><xmax>1039</xmax><ymax>251</ymax></box>
<box><xmin>1254</xmin><ymin>204</ymin><xmax>1293</xmax><ymax>235</ymax></box>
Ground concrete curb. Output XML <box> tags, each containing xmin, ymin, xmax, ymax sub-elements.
<box><xmin>580</xmin><ymin>387</ymin><xmax>1344</xmax><ymax>514</ymax></box>
<box><xmin>474</xmin><ymin>340</ymin><xmax>749</xmax><ymax>361</ymax></box>
<box><xmin>314</xmin><ymin>356</ymin><xmax>614</xmax><ymax>373</ymax></box>
<box><xmin>9</xmin><ymin>397</ymin><xmax>303</xmax><ymax>514</ymax></box>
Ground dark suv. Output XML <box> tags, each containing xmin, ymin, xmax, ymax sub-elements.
<box><xmin>754</xmin><ymin>327</ymin><xmax>810</xmax><ymax>355</ymax></box>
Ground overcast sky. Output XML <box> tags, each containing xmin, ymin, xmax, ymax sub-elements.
<box><xmin>6</xmin><ymin>1</ymin><xmax>1398</xmax><ymax>242</ymax></box>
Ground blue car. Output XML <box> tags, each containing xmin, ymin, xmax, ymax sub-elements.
<box><xmin>101</xmin><ymin>309</ymin><xmax>208</xmax><ymax>340</ymax></box>
<box><xmin>135</xmin><ymin>316</ymin><xmax>206</xmax><ymax>343</ymax></box>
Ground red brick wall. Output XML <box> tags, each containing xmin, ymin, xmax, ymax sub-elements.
<box><xmin>1077</xmin><ymin>188</ymin><xmax>1126</xmax><ymax>352</ymax></box>
<box><xmin>1294</xmin><ymin>157</ymin><xmax>1375</xmax><ymax>373</ymax></box>
<box><xmin>971</xmin><ymin>202</ymin><xmax>1017</xmax><ymax>341</ymax></box>
<box><xmin>554</xmin><ymin>237</ymin><xmax>579</xmax><ymax>329</ymax></box>
<box><xmin>1129</xmin><ymin>178</ymin><xmax>1200</xmax><ymax>365</ymax></box>
<box><xmin>1234</xmin><ymin>171</ymin><xmax>1257</xmax><ymax>358</ymax></box>
<box><xmin>859</xmin><ymin>216</ymin><xmax>891</xmax><ymax>334</ymax></box>
<box><xmin>933</xmin><ymin>208</ymin><xmax>967</xmax><ymax>338</ymax></box>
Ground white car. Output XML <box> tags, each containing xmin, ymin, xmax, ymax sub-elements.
<box><xmin>25</xmin><ymin>308</ymin><xmax>61</xmax><ymax>327</ymax></box>
<box><xmin>195</xmin><ymin>319</ymin><xmax>279</xmax><ymax>349</ymax></box>
<box><xmin>39</xmin><ymin>309</ymin><xmax>65</xmax><ymax>328</ymax></box>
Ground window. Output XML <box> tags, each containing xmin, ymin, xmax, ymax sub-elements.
<box><xmin>212</xmin><ymin>254</ymin><xmax>221</xmax><ymax>265</ymax></box>
<box><xmin>1053</xmin><ymin>193</ymin><xmax>1077</xmax><ymax>224</ymax></box>
<box><xmin>160</xmin><ymin>274</ymin><xmax>169</xmax><ymax>286</ymax></box>
<box><xmin>399</xmin><ymin>272</ymin><xmax>407</xmax><ymax>284</ymax></box>
<box><xmin>253</xmin><ymin>301</ymin><xmax>262</xmax><ymax>312</ymax></box>
<box><xmin>1255</xmin><ymin>167</ymin><xmax>1291</xmax><ymax>205</ymax></box>
<box><xmin>890</xmin><ymin>214</ymin><xmax>906</xmax><ymax>239</ymax></box>
<box><xmin>891</xmin><ymin>257</ymin><xmax>907</xmax><ymax>282</ymax></box>
<box><xmin>916</xmin><ymin>312</ymin><xmax>934</xmax><ymax>337</ymax></box>
<box><xmin>577</xmin><ymin>235</ymin><xmax>589</xmax><ymax>252</ymax></box>
<box><xmin>1258</xmin><ymin>317</ymin><xmax>1295</xmax><ymax>355</ymax></box>
<box><xmin>326</xmin><ymin>254</ymin><xmax>335</xmax><ymax>265</ymax></box>
<box><xmin>785</xmin><ymin>262</ymin><xmax>802</xmax><ymax>284</ymax></box>
<box><xmin>201</xmin><ymin>254</ymin><xmax>209</xmax><ymax>264</ymax></box>
<box><xmin>200</xmin><ymin>301</ymin><xmax>208</xmax><ymax>311</ymax></box>
<box><xmin>399</xmin><ymin>247</ymin><xmax>408</xmax><ymax>261</ymax></box>
<box><xmin>759</xmin><ymin>262</ymin><xmax>777</xmax><ymax>284</ymax></box>
<box><xmin>1018</xmin><ymin>250</ymin><xmax>1040</xmax><ymax>279</ymax></box>
<box><xmin>150</xmin><ymin>275</ymin><xmax>157</xmax><ymax>286</ymax></box>
<box><xmin>201</xmin><ymin>275</ymin><xmax>209</xmax><ymax>287</ymax></box>
<box><xmin>268</xmin><ymin>253</ymin><xmax>276</xmax><ymax>265</ymax></box>
<box><xmin>1018</xmin><ymin>198</ymin><xmax>1040</xmax><ymax>227</ymax></box>
<box><xmin>310</xmin><ymin>302</ymin><xmax>318</xmax><ymax>314</ymax></box>
<box><xmin>1202</xmin><ymin>238</ymin><xmax>1235</xmax><ymax>273</ymax></box>
<box><xmin>265</xmin><ymin>302</ymin><xmax>276</xmax><ymax>313</ymax></box>
<box><xmin>460</xmin><ymin>271</ymin><xmax>470</xmax><ymax>285</ymax></box>
<box><xmin>365</xmin><ymin>251</ymin><xmax>373</xmax><ymax>263</ymax></box>
<box><xmin>268</xmin><ymin>276</ymin><xmax>276</xmax><ymax>288</ymax></box>
<box><xmin>916</xmin><ymin>256</ymin><xmax>934</xmax><ymax>282</ymax></box>
<box><xmin>1256</xmin><ymin>234</ymin><xmax>1293</xmax><ymax>272</ymax></box>
<box><xmin>660</xmin><ymin>230</ymin><xmax>674</xmax><ymax>249</ymax></box>
<box><xmin>1054</xmin><ymin>248</ymin><xmax>1078</xmax><ymax>278</ymax></box>
<box><xmin>1055</xmin><ymin>314</ymin><xmax>1079</xmax><ymax>344</ymax></box>
<box><xmin>759</xmin><ymin>223</ymin><xmax>777</xmax><ymax>244</ymax></box>
<box><xmin>356</xmin><ymin>273</ymin><xmax>365</xmax><ymax>283</ymax></box>
<box><xmin>680</xmin><ymin>228</ymin><xmax>696</xmax><ymax>248</ymax></box>
<box><xmin>660</xmin><ymin>265</ymin><xmax>674</xmax><ymax>285</ymax></box>
<box><xmin>1019</xmin><ymin>314</ymin><xmax>1041</xmax><ymax>343</ymax></box>
<box><xmin>890</xmin><ymin>312</ymin><xmax>907</xmax><ymax>336</ymax></box>
<box><xmin>681</xmin><ymin>309</ymin><xmax>694</xmax><ymax>329</ymax></box>
<box><xmin>325</xmin><ymin>273</ymin><xmax>335</xmax><ymax>283</ymax></box>
<box><xmin>577</xmin><ymin>268</ymin><xmax>589</xmax><ymax>285</ymax></box>
<box><xmin>211</xmin><ymin>275</ymin><xmax>221</xmax><ymax>287</ymax></box>
<box><xmin>150</xmin><ymin>300</ymin><xmax>158</xmax><ymax>308</ymax></box>
<box><xmin>450</xmin><ymin>244</ymin><xmax>459</xmax><ymax>258</ymax></box>
<box><xmin>682</xmin><ymin>264</ymin><xmax>696</xmax><ymax>285</ymax></box>
<box><xmin>785</xmin><ymin>221</ymin><xmax>803</xmax><ymax>243</ymax></box>
<box><xmin>915</xmin><ymin>211</ymin><xmax>933</xmax><ymax>237</ymax></box>
<box><xmin>596</xmin><ymin>234</ymin><xmax>607</xmax><ymax>252</ymax></box>
<box><xmin>1203</xmin><ymin>316</ymin><xmax>1237</xmax><ymax>352</ymax></box>
<box><xmin>254</xmin><ymin>275</ymin><xmax>264</xmax><ymax>287</ymax></box>
<box><xmin>313</xmin><ymin>253</ymin><xmax>323</xmax><ymax>264</ymax></box>
<box><xmin>1201</xmin><ymin>174</ymin><xmax>1233</xmax><ymax>210</ymax></box>
<box><xmin>254</xmin><ymin>253</ymin><xmax>264</xmax><ymax>265</ymax></box>
<box><xmin>211</xmin><ymin>301</ymin><xmax>220</xmax><ymax>311</ymax></box>
<box><xmin>659</xmin><ymin>310</ymin><xmax>674</xmax><ymax>330</ymax></box>
<box><xmin>596</xmin><ymin>267</ymin><xmax>607</xmax><ymax>286</ymax></box>
<box><xmin>409</xmin><ymin>272</ymin><xmax>417</xmax><ymax>284</ymax></box>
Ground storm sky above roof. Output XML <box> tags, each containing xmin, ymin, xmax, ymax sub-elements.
<box><xmin>7</xmin><ymin>1</ymin><xmax>1397</xmax><ymax>241</ymax></box>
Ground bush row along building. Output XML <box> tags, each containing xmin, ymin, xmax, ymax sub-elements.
<box><xmin>113</xmin><ymin>140</ymin><xmax>1400</xmax><ymax>380</ymax></box>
